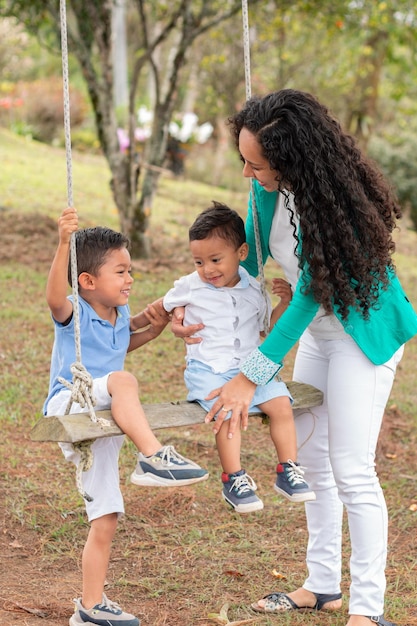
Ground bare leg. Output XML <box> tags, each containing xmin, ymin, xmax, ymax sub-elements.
<box><xmin>107</xmin><ymin>371</ymin><xmax>161</xmax><ymax>456</ymax></box>
<box><xmin>258</xmin><ymin>396</ymin><xmax>297</xmax><ymax>462</ymax></box>
<box><xmin>215</xmin><ymin>419</ymin><xmax>242</xmax><ymax>475</ymax></box>
<box><xmin>81</xmin><ymin>513</ymin><xmax>118</xmax><ymax>609</ymax></box>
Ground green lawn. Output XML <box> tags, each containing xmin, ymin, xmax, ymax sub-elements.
<box><xmin>0</xmin><ymin>127</ymin><xmax>416</xmax><ymax>626</ymax></box>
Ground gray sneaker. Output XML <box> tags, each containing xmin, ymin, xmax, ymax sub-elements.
<box><xmin>130</xmin><ymin>444</ymin><xmax>209</xmax><ymax>486</ymax></box>
<box><xmin>69</xmin><ymin>594</ymin><xmax>139</xmax><ymax>625</ymax></box>
<box><xmin>274</xmin><ymin>460</ymin><xmax>316</xmax><ymax>502</ymax></box>
<box><xmin>222</xmin><ymin>469</ymin><xmax>264</xmax><ymax>513</ymax></box>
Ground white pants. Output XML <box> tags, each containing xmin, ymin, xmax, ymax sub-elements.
<box><xmin>293</xmin><ymin>329</ymin><xmax>403</xmax><ymax>616</ymax></box>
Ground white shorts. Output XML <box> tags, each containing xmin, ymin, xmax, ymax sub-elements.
<box><xmin>45</xmin><ymin>374</ymin><xmax>125</xmax><ymax>521</ymax></box>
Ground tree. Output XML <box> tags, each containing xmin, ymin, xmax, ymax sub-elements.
<box><xmin>0</xmin><ymin>0</ymin><xmax>250</xmax><ymax>257</ymax></box>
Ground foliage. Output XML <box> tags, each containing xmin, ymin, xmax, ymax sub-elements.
<box><xmin>12</xmin><ymin>77</ymin><xmax>87</xmax><ymax>143</ymax></box>
<box><xmin>369</xmin><ymin>133</ymin><xmax>417</xmax><ymax>231</ymax></box>
<box><xmin>0</xmin><ymin>0</ymin><xmax>250</xmax><ymax>258</ymax></box>
<box><xmin>2</xmin><ymin>0</ymin><xmax>417</xmax><ymax>251</ymax></box>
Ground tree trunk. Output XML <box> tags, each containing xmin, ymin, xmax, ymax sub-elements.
<box><xmin>346</xmin><ymin>29</ymin><xmax>389</xmax><ymax>150</ymax></box>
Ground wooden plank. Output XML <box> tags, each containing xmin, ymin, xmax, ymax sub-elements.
<box><xmin>30</xmin><ymin>381</ymin><xmax>323</xmax><ymax>443</ymax></box>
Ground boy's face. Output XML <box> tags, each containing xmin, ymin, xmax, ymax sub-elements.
<box><xmin>79</xmin><ymin>247</ymin><xmax>133</xmax><ymax>310</ymax></box>
<box><xmin>190</xmin><ymin>235</ymin><xmax>248</xmax><ymax>289</ymax></box>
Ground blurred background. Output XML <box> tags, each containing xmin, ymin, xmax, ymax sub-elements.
<box><xmin>1</xmin><ymin>0</ymin><xmax>417</xmax><ymax>256</ymax></box>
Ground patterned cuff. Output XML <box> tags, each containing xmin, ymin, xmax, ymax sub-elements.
<box><xmin>240</xmin><ymin>348</ymin><xmax>283</xmax><ymax>385</ymax></box>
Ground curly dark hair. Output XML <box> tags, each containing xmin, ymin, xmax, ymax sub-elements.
<box><xmin>229</xmin><ymin>89</ymin><xmax>402</xmax><ymax>320</ymax></box>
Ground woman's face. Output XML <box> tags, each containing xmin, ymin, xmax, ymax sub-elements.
<box><xmin>238</xmin><ymin>127</ymin><xmax>281</xmax><ymax>192</ymax></box>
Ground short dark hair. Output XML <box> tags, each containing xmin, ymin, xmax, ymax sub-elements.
<box><xmin>189</xmin><ymin>201</ymin><xmax>246</xmax><ymax>249</ymax></box>
<box><xmin>68</xmin><ymin>226</ymin><xmax>130</xmax><ymax>285</ymax></box>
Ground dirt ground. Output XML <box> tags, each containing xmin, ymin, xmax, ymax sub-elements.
<box><xmin>1</xmin><ymin>213</ymin><xmax>416</xmax><ymax>626</ymax></box>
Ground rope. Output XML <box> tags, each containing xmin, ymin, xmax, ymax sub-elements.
<box><xmin>59</xmin><ymin>0</ymin><xmax>109</xmax><ymax>501</ymax></box>
<box><xmin>241</xmin><ymin>0</ymin><xmax>269</xmax><ymax>334</ymax></box>
<box><xmin>74</xmin><ymin>441</ymin><xmax>95</xmax><ymax>503</ymax></box>
<box><xmin>241</xmin><ymin>0</ymin><xmax>252</xmax><ymax>102</ymax></box>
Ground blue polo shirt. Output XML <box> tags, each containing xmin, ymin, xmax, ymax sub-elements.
<box><xmin>43</xmin><ymin>295</ymin><xmax>131</xmax><ymax>413</ymax></box>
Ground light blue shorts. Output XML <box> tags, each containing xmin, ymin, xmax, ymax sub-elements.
<box><xmin>184</xmin><ymin>359</ymin><xmax>292</xmax><ymax>419</ymax></box>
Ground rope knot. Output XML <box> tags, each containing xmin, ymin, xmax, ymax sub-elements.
<box><xmin>59</xmin><ymin>361</ymin><xmax>112</xmax><ymax>429</ymax></box>
<box><xmin>68</xmin><ymin>361</ymin><xmax>97</xmax><ymax>410</ymax></box>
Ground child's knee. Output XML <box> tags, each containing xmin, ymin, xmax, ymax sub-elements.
<box><xmin>108</xmin><ymin>370</ymin><xmax>138</xmax><ymax>394</ymax></box>
<box><xmin>90</xmin><ymin>513</ymin><xmax>118</xmax><ymax>541</ymax></box>
<box><xmin>262</xmin><ymin>396</ymin><xmax>293</xmax><ymax>419</ymax></box>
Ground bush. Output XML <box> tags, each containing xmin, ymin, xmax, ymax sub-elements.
<box><xmin>2</xmin><ymin>78</ymin><xmax>87</xmax><ymax>144</ymax></box>
<box><xmin>369</xmin><ymin>135</ymin><xmax>417</xmax><ymax>231</ymax></box>
<box><xmin>67</xmin><ymin>127</ymin><xmax>101</xmax><ymax>153</ymax></box>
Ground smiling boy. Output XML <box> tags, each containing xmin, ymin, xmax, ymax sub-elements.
<box><xmin>44</xmin><ymin>206</ymin><xmax>208</xmax><ymax>626</ymax></box>
<box><xmin>163</xmin><ymin>202</ymin><xmax>314</xmax><ymax>514</ymax></box>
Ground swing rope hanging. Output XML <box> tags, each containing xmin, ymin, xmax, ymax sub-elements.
<box><xmin>58</xmin><ymin>0</ymin><xmax>110</xmax><ymax>500</ymax></box>
<box><xmin>241</xmin><ymin>0</ymin><xmax>270</xmax><ymax>335</ymax></box>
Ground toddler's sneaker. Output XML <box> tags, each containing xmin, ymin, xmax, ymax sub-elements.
<box><xmin>222</xmin><ymin>469</ymin><xmax>264</xmax><ymax>513</ymax></box>
<box><xmin>274</xmin><ymin>459</ymin><xmax>316</xmax><ymax>502</ymax></box>
<box><xmin>130</xmin><ymin>444</ymin><xmax>209</xmax><ymax>486</ymax></box>
<box><xmin>69</xmin><ymin>594</ymin><xmax>139</xmax><ymax>625</ymax></box>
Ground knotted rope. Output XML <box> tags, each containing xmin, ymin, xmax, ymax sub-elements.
<box><xmin>59</xmin><ymin>0</ymin><xmax>110</xmax><ymax>501</ymax></box>
<box><xmin>241</xmin><ymin>0</ymin><xmax>269</xmax><ymax>334</ymax></box>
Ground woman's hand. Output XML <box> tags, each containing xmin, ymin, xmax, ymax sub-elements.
<box><xmin>204</xmin><ymin>372</ymin><xmax>257</xmax><ymax>439</ymax></box>
<box><xmin>171</xmin><ymin>306</ymin><xmax>204</xmax><ymax>344</ymax></box>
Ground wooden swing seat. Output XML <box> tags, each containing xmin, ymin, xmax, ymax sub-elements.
<box><xmin>30</xmin><ymin>381</ymin><xmax>323</xmax><ymax>443</ymax></box>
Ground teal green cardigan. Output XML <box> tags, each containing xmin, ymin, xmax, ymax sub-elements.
<box><xmin>241</xmin><ymin>182</ymin><xmax>417</xmax><ymax>374</ymax></box>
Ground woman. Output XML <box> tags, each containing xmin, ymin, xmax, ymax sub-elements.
<box><xmin>175</xmin><ymin>90</ymin><xmax>417</xmax><ymax>626</ymax></box>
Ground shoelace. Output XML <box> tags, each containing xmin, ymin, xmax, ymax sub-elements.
<box><xmin>228</xmin><ymin>473</ymin><xmax>257</xmax><ymax>495</ymax></box>
<box><xmin>285</xmin><ymin>460</ymin><xmax>307</xmax><ymax>486</ymax></box>
<box><xmin>96</xmin><ymin>594</ymin><xmax>122</xmax><ymax>614</ymax></box>
<box><xmin>158</xmin><ymin>445</ymin><xmax>187</xmax><ymax>466</ymax></box>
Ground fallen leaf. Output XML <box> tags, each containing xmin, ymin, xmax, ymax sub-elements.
<box><xmin>224</xmin><ymin>569</ymin><xmax>245</xmax><ymax>578</ymax></box>
<box><xmin>9</xmin><ymin>540</ymin><xmax>23</xmax><ymax>548</ymax></box>
<box><xmin>409</xmin><ymin>503</ymin><xmax>417</xmax><ymax>512</ymax></box>
<box><xmin>271</xmin><ymin>569</ymin><xmax>287</xmax><ymax>579</ymax></box>
<box><xmin>385</xmin><ymin>453</ymin><xmax>397</xmax><ymax>459</ymax></box>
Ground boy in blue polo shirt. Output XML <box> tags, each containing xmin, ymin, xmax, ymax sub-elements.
<box><xmin>44</xmin><ymin>206</ymin><xmax>208</xmax><ymax>626</ymax></box>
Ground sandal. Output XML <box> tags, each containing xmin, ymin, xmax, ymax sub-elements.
<box><xmin>366</xmin><ymin>617</ymin><xmax>397</xmax><ymax>626</ymax></box>
<box><xmin>251</xmin><ymin>591</ymin><xmax>342</xmax><ymax>613</ymax></box>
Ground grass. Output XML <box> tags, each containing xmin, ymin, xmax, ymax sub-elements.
<box><xmin>0</xmin><ymin>127</ymin><xmax>417</xmax><ymax>626</ymax></box>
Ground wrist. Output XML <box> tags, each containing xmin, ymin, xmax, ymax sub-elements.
<box><xmin>240</xmin><ymin>348</ymin><xmax>282</xmax><ymax>385</ymax></box>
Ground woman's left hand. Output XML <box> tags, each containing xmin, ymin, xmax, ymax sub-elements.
<box><xmin>204</xmin><ymin>372</ymin><xmax>256</xmax><ymax>439</ymax></box>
